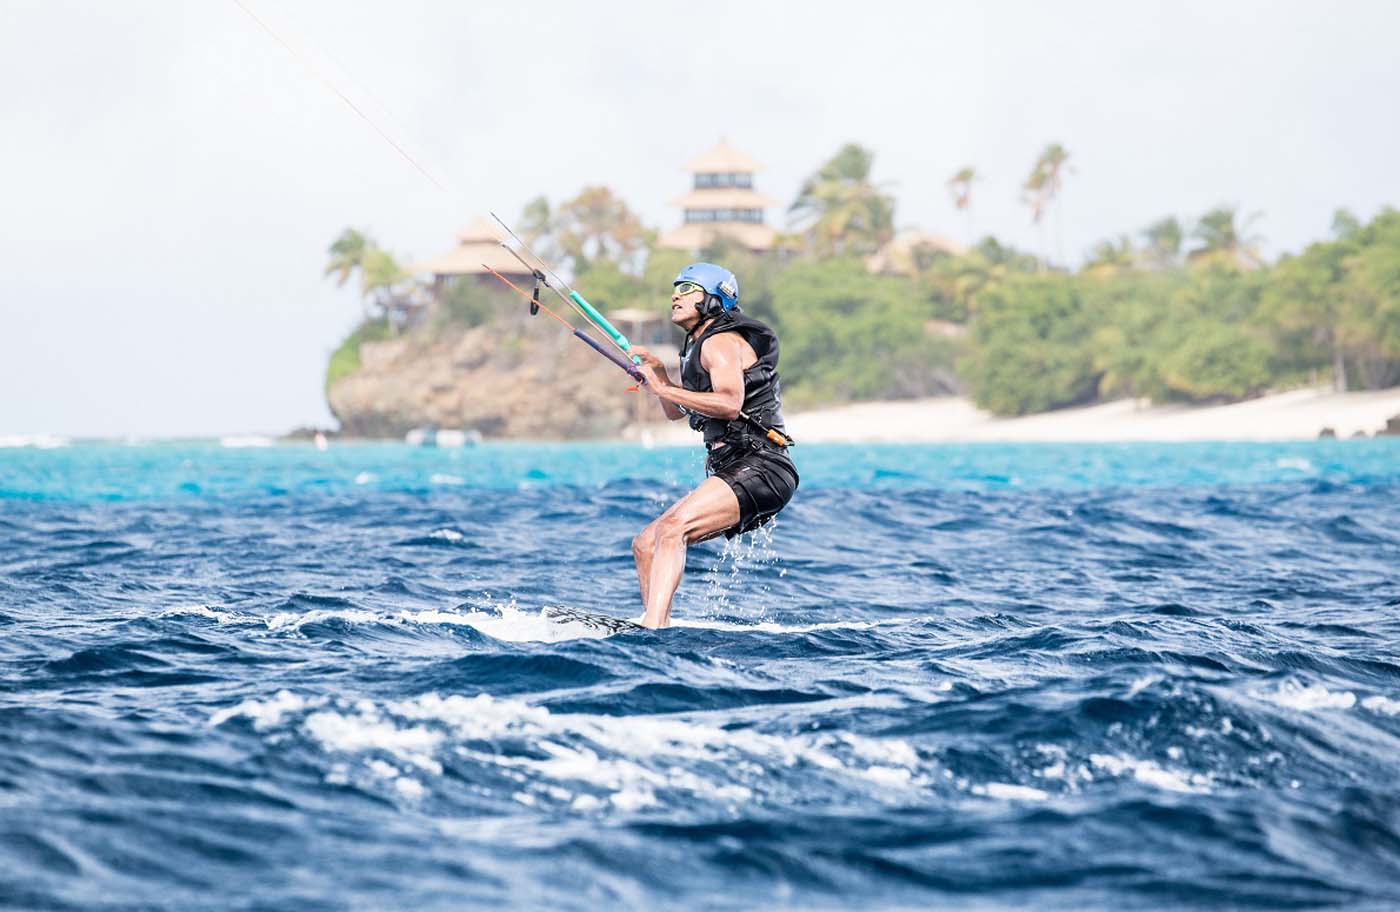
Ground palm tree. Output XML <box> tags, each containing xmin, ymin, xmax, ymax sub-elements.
<box><xmin>1189</xmin><ymin>206</ymin><xmax>1264</xmax><ymax>269</ymax></box>
<box><xmin>946</xmin><ymin>166</ymin><xmax>978</xmax><ymax>246</ymax></box>
<box><xmin>325</xmin><ymin>227</ymin><xmax>412</xmax><ymax>326</ymax></box>
<box><xmin>325</xmin><ymin>228</ymin><xmax>369</xmax><ymax>289</ymax></box>
<box><xmin>1331</xmin><ymin>208</ymin><xmax>1361</xmax><ymax>240</ymax></box>
<box><xmin>519</xmin><ymin>196</ymin><xmax>553</xmax><ymax>245</ymax></box>
<box><xmin>1020</xmin><ymin>166</ymin><xmax>1050</xmax><ymax>269</ymax></box>
<box><xmin>789</xmin><ymin>143</ymin><xmax>896</xmax><ymax>256</ymax></box>
<box><xmin>1083</xmin><ymin>235</ymin><xmax>1137</xmax><ymax>276</ymax></box>
<box><xmin>1139</xmin><ymin>216</ymin><xmax>1183</xmax><ymax>269</ymax></box>
<box><xmin>1024</xmin><ymin>143</ymin><xmax>1071</xmax><ymax>265</ymax></box>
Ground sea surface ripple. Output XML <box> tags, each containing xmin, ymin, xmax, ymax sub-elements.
<box><xmin>2</xmin><ymin>441</ymin><xmax>1399</xmax><ymax>910</ymax></box>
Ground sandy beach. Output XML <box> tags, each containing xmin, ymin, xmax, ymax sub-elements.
<box><xmin>637</xmin><ymin>386</ymin><xmax>1400</xmax><ymax>445</ymax></box>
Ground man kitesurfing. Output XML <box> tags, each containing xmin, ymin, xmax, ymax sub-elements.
<box><xmin>476</xmin><ymin>226</ymin><xmax>797</xmax><ymax>632</ymax></box>
<box><xmin>629</xmin><ymin>264</ymin><xmax>798</xmax><ymax>628</ymax></box>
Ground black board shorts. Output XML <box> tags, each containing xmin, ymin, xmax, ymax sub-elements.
<box><xmin>708</xmin><ymin>445</ymin><xmax>799</xmax><ymax>538</ymax></box>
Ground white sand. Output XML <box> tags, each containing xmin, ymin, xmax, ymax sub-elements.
<box><xmin>633</xmin><ymin>386</ymin><xmax>1400</xmax><ymax>445</ymax></box>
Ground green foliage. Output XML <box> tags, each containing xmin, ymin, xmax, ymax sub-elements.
<box><xmin>1188</xmin><ymin>206</ymin><xmax>1264</xmax><ymax>269</ymax></box>
<box><xmin>325</xmin><ymin>158</ymin><xmax>1400</xmax><ymax>420</ymax></box>
<box><xmin>1022</xmin><ymin>143</ymin><xmax>1070</xmax><ymax>227</ymax></box>
<box><xmin>1159</xmin><ymin>322</ymin><xmax>1272</xmax><ymax>400</ymax></box>
<box><xmin>573</xmin><ymin>258</ymin><xmax>649</xmax><ymax>312</ymax></box>
<box><xmin>436</xmin><ymin>277</ymin><xmax>514</xmax><ymax>329</ymax></box>
<box><xmin>540</xmin><ymin>186</ymin><xmax>651</xmax><ymax>275</ymax></box>
<box><xmin>789</xmin><ymin>144</ymin><xmax>896</xmax><ymax>256</ymax></box>
<box><xmin>325</xmin><ymin>318</ymin><xmax>393</xmax><ymax>391</ymax></box>
<box><xmin>1338</xmin><ymin>209</ymin><xmax>1400</xmax><ymax>387</ymax></box>
<box><xmin>1140</xmin><ymin>217</ymin><xmax>1183</xmax><ymax>269</ymax></box>
<box><xmin>768</xmin><ymin>258</ymin><xmax>957</xmax><ymax>403</ymax></box>
<box><xmin>958</xmin><ymin>276</ymin><xmax>1099</xmax><ymax>414</ymax></box>
<box><xmin>1080</xmin><ymin>271</ymin><xmax>1184</xmax><ymax>399</ymax></box>
<box><xmin>324</xmin><ymin>226</ymin><xmax>415</xmax><ymax>325</ymax></box>
<box><xmin>1260</xmin><ymin>207</ymin><xmax>1400</xmax><ymax>390</ymax></box>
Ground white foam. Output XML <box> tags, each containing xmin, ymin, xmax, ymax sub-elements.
<box><xmin>974</xmin><ymin>782</ymin><xmax>1049</xmax><ymax>801</ymax></box>
<box><xmin>228</xmin><ymin>599</ymin><xmax>908</xmax><ymax>643</ymax></box>
<box><xmin>672</xmin><ymin>616</ymin><xmax>899</xmax><ymax>635</ymax></box>
<box><xmin>1126</xmin><ymin>674</ymin><xmax>1161</xmax><ymax>697</ymax></box>
<box><xmin>364</xmin><ymin>759</ymin><xmax>426</xmax><ymax>799</ymax></box>
<box><xmin>864</xmin><ymin>766</ymin><xmax>914</xmax><ymax>786</ymax></box>
<box><xmin>1275</xmin><ymin>457</ymin><xmax>1314</xmax><ymax>471</ymax></box>
<box><xmin>210</xmin><ymin>689</ymin><xmax>320</xmax><ymax>730</ymax></box>
<box><xmin>1361</xmin><ymin>695</ymin><xmax>1400</xmax><ymax>716</ymax></box>
<box><xmin>1262</xmin><ymin>681</ymin><xmax>1357</xmax><ymax>711</ymax></box>
<box><xmin>394</xmin><ymin>777</ymin><xmax>425</xmax><ymax>799</ymax></box>
<box><xmin>426</xmin><ymin>528</ymin><xmax>465</xmax><ymax>543</ymax></box>
<box><xmin>265</xmin><ymin>608</ymin><xmax>382</xmax><ymax>631</ymax></box>
<box><xmin>470</xmin><ymin>605</ymin><xmax>622</xmax><ymax>642</ymax></box>
<box><xmin>217</xmin><ymin>689</ymin><xmax>925</xmax><ymax>808</ymax></box>
<box><xmin>160</xmin><ymin>604</ymin><xmax>243</xmax><ymax>625</ymax></box>
<box><xmin>354</xmin><ymin>471</ymin><xmax>376</xmax><ymax>485</ymax></box>
<box><xmin>303</xmin><ymin>710</ymin><xmax>443</xmax><ymax>774</ymax></box>
<box><xmin>430</xmin><ymin>473</ymin><xmax>465</xmax><ymax>486</ymax></box>
<box><xmin>1089</xmin><ymin>753</ymin><xmax>1211</xmax><ymax>794</ymax></box>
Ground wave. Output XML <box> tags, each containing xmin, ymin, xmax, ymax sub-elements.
<box><xmin>7</xmin><ymin>442</ymin><xmax>1400</xmax><ymax>908</ymax></box>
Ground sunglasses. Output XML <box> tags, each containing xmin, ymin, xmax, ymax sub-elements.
<box><xmin>673</xmin><ymin>281</ymin><xmax>705</xmax><ymax>296</ymax></box>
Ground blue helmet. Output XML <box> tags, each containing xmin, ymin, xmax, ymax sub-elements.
<box><xmin>674</xmin><ymin>262</ymin><xmax>739</xmax><ymax>316</ymax></box>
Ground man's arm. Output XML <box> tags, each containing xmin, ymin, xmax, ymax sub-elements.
<box><xmin>636</xmin><ymin>334</ymin><xmax>746</xmax><ymax>421</ymax></box>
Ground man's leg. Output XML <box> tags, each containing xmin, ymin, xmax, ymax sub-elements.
<box><xmin>640</xmin><ymin>476</ymin><xmax>741</xmax><ymax>629</ymax></box>
<box><xmin>631</xmin><ymin>520</ymin><xmax>658</xmax><ymax>607</ymax></box>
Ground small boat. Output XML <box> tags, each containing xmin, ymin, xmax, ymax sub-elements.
<box><xmin>404</xmin><ymin>427</ymin><xmax>481</xmax><ymax>448</ymax></box>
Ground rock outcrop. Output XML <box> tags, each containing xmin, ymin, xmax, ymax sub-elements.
<box><xmin>327</xmin><ymin>321</ymin><xmax>639</xmax><ymax>439</ymax></box>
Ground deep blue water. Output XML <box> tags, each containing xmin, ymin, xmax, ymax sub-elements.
<box><xmin>3</xmin><ymin>440</ymin><xmax>1400</xmax><ymax>910</ymax></box>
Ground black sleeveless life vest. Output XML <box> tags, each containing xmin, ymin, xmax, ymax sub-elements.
<box><xmin>678</xmin><ymin>310</ymin><xmax>788</xmax><ymax>447</ymax></box>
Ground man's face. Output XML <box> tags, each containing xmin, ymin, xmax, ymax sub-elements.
<box><xmin>670</xmin><ymin>283</ymin><xmax>705</xmax><ymax>329</ymax></box>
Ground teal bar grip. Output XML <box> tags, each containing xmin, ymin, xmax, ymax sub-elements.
<box><xmin>570</xmin><ymin>290</ymin><xmax>642</xmax><ymax>363</ymax></box>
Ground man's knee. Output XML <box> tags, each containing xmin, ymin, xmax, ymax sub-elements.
<box><xmin>653</xmin><ymin>513</ymin><xmax>689</xmax><ymax>546</ymax></box>
<box><xmin>632</xmin><ymin>525</ymin><xmax>656</xmax><ymax>558</ymax></box>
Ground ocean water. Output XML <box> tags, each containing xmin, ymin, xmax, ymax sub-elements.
<box><xmin>2</xmin><ymin>440</ymin><xmax>1399</xmax><ymax>910</ymax></box>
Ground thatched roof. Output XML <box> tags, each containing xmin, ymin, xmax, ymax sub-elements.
<box><xmin>669</xmin><ymin>188</ymin><xmax>776</xmax><ymax>209</ymax></box>
<box><xmin>864</xmin><ymin>230</ymin><xmax>967</xmax><ymax>275</ymax></box>
<box><xmin>455</xmin><ymin>215</ymin><xmax>500</xmax><ymax>244</ymax></box>
<box><xmin>657</xmin><ymin>222</ymin><xmax>777</xmax><ymax>252</ymax></box>
<box><xmin>682</xmin><ymin>140</ymin><xmax>762</xmax><ymax>174</ymax></box>
<box><xmin>408</xmin><ymin>215</ymin><xmax>531</xmax><ymax>277</ymax></box>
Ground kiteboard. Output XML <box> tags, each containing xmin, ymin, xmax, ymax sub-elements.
<box><xmin>544</xmin><ymin>606</ymin><xmax>646</xmax><ymax>635</ymax></box>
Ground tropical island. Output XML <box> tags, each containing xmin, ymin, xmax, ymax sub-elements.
<box><xmin>322</xmin><ymin>141</ymin><xmax>1400</xmax><ymax>441</ymax></box>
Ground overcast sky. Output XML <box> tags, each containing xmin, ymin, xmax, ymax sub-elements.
<box><xmin>2</xmin><ymin>0</ymin><xmax>1397</xmax><ymax>438</ymax></box>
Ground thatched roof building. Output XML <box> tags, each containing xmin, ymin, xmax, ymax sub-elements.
<box><xmin>409</xmin><ymin>216</ymin><xmax>532</xmax><ymax>280</ymax></box>
<box><xmin>658</xmin><ymin>141</ymin><xmax>777</xmax><ymax>253</ymax></box>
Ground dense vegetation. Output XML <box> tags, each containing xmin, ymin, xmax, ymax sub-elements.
<box><xmin>325</xmin><ymin>144</ymin><xmax>1400</xmax><ymax>415</ymax></box>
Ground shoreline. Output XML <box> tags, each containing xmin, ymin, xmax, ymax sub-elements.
<box><xmin>5</xmin><ymin>387</ymin><xmax>1398</xmax><ymax>448</ymax></box>
<box><xmin>637</xmin><ymin>385</ymin><xmax>1400</xmax><ymax>445</ymax></box>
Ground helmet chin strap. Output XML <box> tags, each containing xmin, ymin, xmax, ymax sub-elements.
<box><xmin>685</xmin><ymin>297</ymin><xmax>719</xmax><ymax>341</ymax></box>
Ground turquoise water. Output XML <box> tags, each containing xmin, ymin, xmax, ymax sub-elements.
<box><xmin>4</xmin><ymin>439</ymin><xmax>1397</xmax><ymax>501</ymax></box>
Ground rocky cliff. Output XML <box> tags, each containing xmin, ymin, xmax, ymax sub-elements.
<box><xmin>326</xmin><ymin>319</ymin><xmax>645</xmax><ymax>439</ymax></box>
